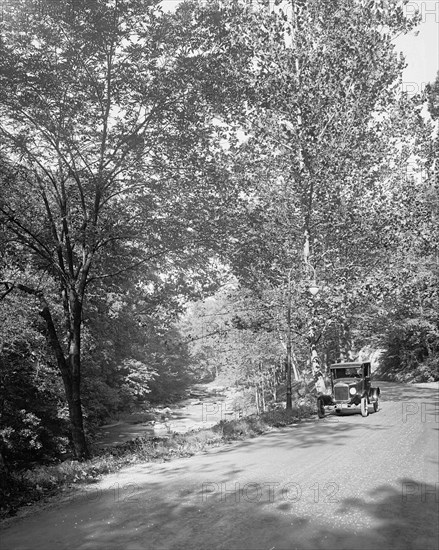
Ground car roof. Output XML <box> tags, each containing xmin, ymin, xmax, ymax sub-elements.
<box><xmin>329</xmin><ymin>362</ymin><xmax>370</xmax><ymax>369</ymax></box>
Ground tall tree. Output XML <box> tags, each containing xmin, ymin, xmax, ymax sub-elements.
<box><xmin>0</xmin><ymin>0</ymin><xmax>247</xmax><ymax>458</ymax></box>
<box><xmin>216</xmin><ymin>0</ymin><xmax>422</xmax><ymax>374</ymax></box>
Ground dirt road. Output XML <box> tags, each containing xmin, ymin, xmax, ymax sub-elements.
<box><xmin>1</xmin><ymin>381</ymin><xmax>438</xmax><ymax>550</ymax></box>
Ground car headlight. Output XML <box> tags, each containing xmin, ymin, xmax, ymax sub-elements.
<box><xmin>349</xmin><ymin>387</ymin><xmax>357</xmax><ymax>395</ymax></box>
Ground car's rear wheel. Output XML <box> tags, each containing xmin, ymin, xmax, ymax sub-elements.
<box><xmin>361</xmin><ymin>397</ymin><xmax>369</xmax><ymax>417</ymax></box>
<box><xmin>373</xmin><ymin>400</ymin><xmax>379</xmax><ymax>412</ymax></box>
<box><xmin>317</xmin><ymin>396</ymin><xmax>325</xmax><ymax>418</ymax></box>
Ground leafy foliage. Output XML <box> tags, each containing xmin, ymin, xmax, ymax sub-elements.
<box><xmin>0</xmin><ymin>290</ymin><xmax>69</xmax><ymax>467</ymax></box>
<box><xmin>0</xmin><ymin>0</ymin><xmax>438</xmax><ymax>487</ymax></box>
<box><xmin>0</xmin><ymin>0</ymin><xmax>251</xmax><ymax>457</ymax></box>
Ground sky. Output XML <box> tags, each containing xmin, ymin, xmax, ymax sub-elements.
<box><xmin>394</xmin><ymin>0</ymin><xmax>439</xmax><ymax>93</ymax></box>
<box><xmin>161</xmin><ymin>0</ymin><xmax>438</xmax><ymax>90</ymax></box>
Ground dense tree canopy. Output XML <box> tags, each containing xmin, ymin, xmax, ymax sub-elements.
<box><xmin>0</xmin><ymin>0</ymin><xmax>250</xmax><ymax>458</ymax></box>
<box><xmin>0</xmin><ymin>0</ymin><xmax>437</xmax><ymax>470</ymax></box>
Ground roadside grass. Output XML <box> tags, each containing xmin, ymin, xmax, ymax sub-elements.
<box><xmin>0</xmin><ymin>403</ymin><xmax>315</xmax><ymax>518</ymax></box>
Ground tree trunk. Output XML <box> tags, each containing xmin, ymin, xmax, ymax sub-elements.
<box><xmin>63</xmin><ymin>348</ymin><xmax>88</xmax><ymax>459</ymax></box>
<box><xmin>39</xmin><ymin>293</ymin><xmax>89</xmax><ymax>460</ymax></box>
<box><xmin>66</xmin><ymin>382</ymin><xmax>88</xmax><ymax>459</ymax></box>
<box><xmin>336</xmin><ymin>322</ymin><xmax>353</xmax><ymax>361</ymax></box>
<box><xmin>286</xmin><ymin>273</ymin><xmax>293</xmax><ymax>409</ymax></box>
<box><xmin>292</xmin><ymin>353</ymin><xmax>299</xmax><ymax>381</ymax></box>
<box><xmin>259</xmin><ymin>362</ymin><xmax>266</xmax><ymax>413</ymax></box>
<box><xmin>67</xmin><ymin>293</ymin><xmax>89</xmax><ymax>460</ymax></box>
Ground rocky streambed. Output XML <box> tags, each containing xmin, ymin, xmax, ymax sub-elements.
<box><xmin>95</xmin><ymin>384</ymin><xmax>241</xmax><ymax>448</ymax></box>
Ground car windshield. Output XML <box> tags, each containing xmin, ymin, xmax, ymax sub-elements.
<box><xmin>333</xmin><ymin>367</ymin><xmax>362</xmax><ymax>379</ymax></box>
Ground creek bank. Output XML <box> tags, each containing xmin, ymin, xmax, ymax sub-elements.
<box><xmin>95</xmin><ymin>383</ymin><xmax>238</xmax><ymax>448</ymax></box>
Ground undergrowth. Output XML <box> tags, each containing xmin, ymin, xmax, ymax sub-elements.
<box><xmin>0</xmin><ymin>405</ymin><xmax>314</xmax><ymax>519</ymax></box>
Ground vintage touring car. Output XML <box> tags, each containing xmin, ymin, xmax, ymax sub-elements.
<box><xmin>316</xmin><ymin>362</ymin><xmax>380</xmax><ymax>418</ymax></box>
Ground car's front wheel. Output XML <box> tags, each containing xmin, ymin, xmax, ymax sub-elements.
<box><xmin>361</xmin><ymin>397</ymin><xmax>369</xmax><ymax>417</ymax></box>
<box><xmin>317</xmin><ymin>396</ymin><xmax>325</xmax><ymax>418</ymax></box>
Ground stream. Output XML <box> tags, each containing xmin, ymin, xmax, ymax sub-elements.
<box><xmin>95</xmin><ymin>383</ymin><xmax>239</xmax><ymax>447</ymax></box>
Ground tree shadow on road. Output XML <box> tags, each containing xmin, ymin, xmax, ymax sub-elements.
<box><xmin>2</xmin><ymin>464</ymin><xmax>437</xmax><ymax>550</ymax></box>
<box><xmin>51</xmin><ymin>478</ymin><xmax>439</xmax><ymax>549</ymax></box>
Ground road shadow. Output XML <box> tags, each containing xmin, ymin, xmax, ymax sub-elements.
<box><xmin>2</xmin><ymin>476</ymin><xmax>436</xmax><ymax>550</ymax></box>
<box><xmin>95</xmin><ymin>477</ymin><xmax>439</xmax><ymax>550</ymax></box>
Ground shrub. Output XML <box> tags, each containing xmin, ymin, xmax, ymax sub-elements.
<box><xmin>378</xmin><ymin>319</ymin><xmax>439</xmax><ymax>382</ymax></box>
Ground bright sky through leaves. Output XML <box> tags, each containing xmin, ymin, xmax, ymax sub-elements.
<box><xmin>394</xmin><ymin>0</ymin><xmax>439</xmax><ymax>93</ymax></box>
<box><xmin>162</xmin><ymin>0</ymin><xmax>438</xmax><ymax>89</ymax></box>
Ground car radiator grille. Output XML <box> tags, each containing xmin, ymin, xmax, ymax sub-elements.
<box><xmin>334</xmin><ymin>385</ymin><xmax>349</xmax><ymax>401</ymax></box>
